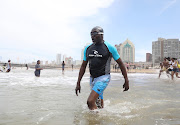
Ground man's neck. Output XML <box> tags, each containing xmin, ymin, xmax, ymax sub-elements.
<box><xmin>94</xmin><ymin>40</ymin><xmax>104</xmax><ymax>45</ymax></box>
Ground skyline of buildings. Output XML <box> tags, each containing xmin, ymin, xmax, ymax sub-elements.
<box><xmin>1</xmin><ymin>37</ymin><xmax>180</xmax><ymax>66</ymax></box>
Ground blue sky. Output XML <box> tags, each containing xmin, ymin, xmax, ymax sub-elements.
<box><xmin>0</xmin><ymin>0</ymin><xmax>180</xmax><ymax>63</ymax></box>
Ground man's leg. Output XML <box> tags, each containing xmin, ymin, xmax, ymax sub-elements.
<box><xmin>166</xmin><ymin>69</ymin><xmax>170</xmax><ymax>78</ymax></box>
<box><xmin>87</xmin><ymin>90</ymin><xmax>99</xmax><ymax>110</ymax></box>
<box><xmin>171</xmin><ymin>71</ymin><xmax>175</xmax><ymax>80</ymax></box>
<box><xmin>159</xmin><ymin>70</ymin><xmax>162</xmax><ymax>78</ymax></box>
<box><xmin>175</xmin><ymin>72</ymin><xmax>180</xmax><ymax>78</ymax></box>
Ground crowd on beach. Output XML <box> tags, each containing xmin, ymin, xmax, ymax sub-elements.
<box><xmin>1</xmin><ymin>57</ymin><xmax>180</xmax><ymax>80</ymax></box>
<box><xmin>159</xmin><ymin>57</ymin><xmax>180</xmax><ymax>80</ymax></box>
<box><xmin>0</xmin><ymin>59</ymin><xmax>67</xmax><ymax>77</ymax></box>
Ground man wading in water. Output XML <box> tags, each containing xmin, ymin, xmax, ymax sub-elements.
<box><xmin>75</xmin><ymin>26</ymin><xmax>129</xmax><ymax>110</ymax></box>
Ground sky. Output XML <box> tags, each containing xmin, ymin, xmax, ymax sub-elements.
<box><xmin>0</xmin><ymin>0</ymin><xmax>180</xmax><ymax>63</ymax></box>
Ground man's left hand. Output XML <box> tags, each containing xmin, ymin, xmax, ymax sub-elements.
<box><xmin>123</xmin><ymin>81</ymin><xmax>129</xmax><ymax>92</ymax></box>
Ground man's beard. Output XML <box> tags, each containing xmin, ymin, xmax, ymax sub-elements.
<box><xmin>94</xmin><ymin>37</ymin><xmax>102</xmax><ymax>44</ymax></box>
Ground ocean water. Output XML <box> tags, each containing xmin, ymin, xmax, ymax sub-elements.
<box><xmin>0</xmin><ymin>68</ymin><xmax>180</xmax><ymax>125</ymax></box>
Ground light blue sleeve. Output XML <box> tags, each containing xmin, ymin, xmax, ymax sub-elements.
<box><xmin>83</xmin><ymin>44</ymin><xmax>91</xmax><ymax>61</ymax></box>
<box><xmin>104</xmin><ymin>41</ymin><xmax>120</xmax><ymax>61</ymax></box>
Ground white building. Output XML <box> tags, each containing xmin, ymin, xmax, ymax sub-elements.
<box><xmin>56</xmin><ymin>54</ymin><xmax>61</xmax><ymax>64</ymax></box>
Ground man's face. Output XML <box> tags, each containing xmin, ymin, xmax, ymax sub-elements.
<box><xmin>91</xmin><ymin>29</ymin><xmax>103</xmax><ymax>43</ymax></box>
<box><xmin>38</xmin><ymin>61</ymin><xmax>40</xmax><ymax>64</ymax></box>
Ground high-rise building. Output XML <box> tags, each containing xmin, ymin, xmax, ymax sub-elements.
<box><xmin>146</xmin><ymin>53</ymin><xmax>152</xmax><ymax>62</ymax></box>
<box><xmin>63</xmin><ymin>54</ymin><xmax>66</xmax><ymax>62</ymax></box>
<box><xmin>56</xmin><ymin>54</ymin><xmax>61</xmax><ymax>65</ymax></box>
<box><xmin>120</xmin><ymin>39</ymin><xmax>135</xmax><ymax>63</ymax></box>
<box><xmin>152</xmin><ymin>38</ymin><xmax>180</xmax><ymax>64</ymax></box>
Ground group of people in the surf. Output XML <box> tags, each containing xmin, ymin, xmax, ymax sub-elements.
<box><xmin>0</xmin><ymin>60</ymin><xmax>11</xmax><ymax>73</ymax></box>
<box><xmin>159</xmin><ymin>57</ymin><xmax>180</xmax><ymax>80</ymax></box>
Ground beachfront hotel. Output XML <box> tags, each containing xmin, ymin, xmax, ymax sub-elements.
<box><xmin>115</xmin><ymin>39</ymin><xmax>135</xmax><ymax>63</ymax></box>
<box><xmin>152</xmin><ymin>38</ymin><xmax>180</xmax><ymax>64</ymax></box>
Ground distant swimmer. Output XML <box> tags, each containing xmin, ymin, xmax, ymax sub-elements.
<box><xmin>62</xmin><ymin>61</ymin><xmax>65</xmax><ymax>72</ymax></box>
<box><xmin>3</xmin><ymin>63</ymin><xmax>6</xmax><ymax>71</ymax></box>
<box><xmin>25</xmin><ymin>64</ymin><xmax>28</xmax><ymax>70</ymax></box>
<box><xmin>6</xmin><ymin>60</ymin><xmax>11</xmax><ymax>72</ymax></box>
<box><xmin>75</xmin><ymin>26</ymin><xmax>129</xmax><ymax>110</ymax></box>
<box><xmin>126</xmin><ymin>62</ymin><xmax>129</xmax><ymax>72</ymax></box>
<box><xmin>34</xmin><ymin>60</ymin><xmax>43</xmax><ymax>77</ymax></box>
<box><xmin>72</xmin><ymin>64</ymin><xmax>74</xmax><ymax>71</ymax></box>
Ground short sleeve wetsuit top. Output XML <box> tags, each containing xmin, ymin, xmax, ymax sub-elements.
<box><xmin>35</xmin><ymin>64</ymin><xmax>41</xmax><ymax>76</ymax></box>
<box><xmin>83</xmin><ymin>41</ymin><xmax>120</xmax><ymax>78</ymax></box>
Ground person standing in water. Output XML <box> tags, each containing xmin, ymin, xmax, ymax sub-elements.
<box><xmin>171</xmin><ymin>58</ymin><xmax>180</xmax><ymax>80</ymax></box>
<box><xmin>3</xmin><ymin>63</ymin><xmax>6</xmax><ymax>71</ymax></box>
<box><xmin>62</xmin><ymin>61</ymin><xmax>65</xmax><ymax>72</ymax></box>
<box><xmin>75</xmin><ymin>26</ymin><xmax>129</xmax><ymax>110</ymax></box>
<box><xmin>159</xmin><ymin>58</ymin><xmax>169</xmax><ymax>78</ymax></box>
<box><xmin>6</xmin><ymin>60</ymin><xmax>11</xmax><ymax>72</ymax></box>
<box><xmin>25</xmin><ymin>64</ymin><xmax>28</xmax><ymax>70</ymax></box>
<box><xmin>35</xmin><ymin>60</ymin><xmax>43</xmax><ymax>77</ymax></box>
<box><xmin>72</xmin><ymin>64</ymin><xmax>74</xmax><ymax>71</ymax></box>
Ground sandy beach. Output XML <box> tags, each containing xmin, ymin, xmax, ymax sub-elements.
<box><xmin>111</xmin><ymin>69</ymin><xmax>159</xmax><ymax>74</ymax></box>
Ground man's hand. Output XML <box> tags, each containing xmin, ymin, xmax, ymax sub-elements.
<box><xmin>123</xmin><ymin>80</ymin><xmax>129</xmax><ymax>92</ymax></box>
<box><xmin>75</xmin><ymin>85</ymin><xmax>81</xmax><ymax>96</ymax></box>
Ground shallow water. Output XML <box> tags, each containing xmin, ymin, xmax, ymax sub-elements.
<box><xmin>0</xmin><ymin>68</ymin><xmax>180</xmax><ymax>125</ymax></box>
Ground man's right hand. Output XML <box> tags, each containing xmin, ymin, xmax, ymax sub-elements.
<box><xmin>75</xmin><ymin>85</ymin><xmax>81</xmax><ymax>96</ymax></box>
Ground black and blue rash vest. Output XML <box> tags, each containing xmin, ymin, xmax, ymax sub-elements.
<box><xmin>83</xmin><ymin>41</ymin><xmax>120</xmax><ymax>78</ymax></box>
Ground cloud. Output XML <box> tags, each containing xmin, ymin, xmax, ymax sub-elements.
<box><xmin>160</xmin><ymin>0</ymin><xmax>177</xmax><ymax>15</ymax></box>
<box><xmin>0</xmin><ymin>0</ymin><xmax>114</xmax><ymax>63</ymax></box>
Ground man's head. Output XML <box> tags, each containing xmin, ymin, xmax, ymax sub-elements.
<box><xmin>90</xmin><ymin>26</ymin><xmax>104</xmax><ymax>44</ymax></box>
<box><xmin>37</xmin><ymin>60</ymin><xmax>40</xmax><ymax>64</ymax></box>
<box><xmin>167</xmin><ymin>57</ymin><xmax>170</xmax><ymax>61</ymax></box>
<box><xmin>8</xmin><ymin>60</ymin><xmax>11</xmax><ymax>62</ymax></box>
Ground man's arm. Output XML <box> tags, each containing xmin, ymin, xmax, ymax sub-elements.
<box><xmin>36</xmin><ymin>68</ymin><xmax>43</xmax><ymax>70</ymax></box>
<box><xmin>75</xmin><ymin>60</ymin><xmax>88</xmax><ymax>96</ymax></box>
<box><xmin>116</xmin><ymin>58</ymin><xmax>129</xmax><ymax>91</ymax></box>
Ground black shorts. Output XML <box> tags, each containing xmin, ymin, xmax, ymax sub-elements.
<box><xmin>168</xmin><ymin>69</ymin><xmax>172</xmax><ymax>71</ymax></box>
<box><xmin>35</xmin><ymin>71</ymin><xmax>40</xmax><ymax>76</ymax></box>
